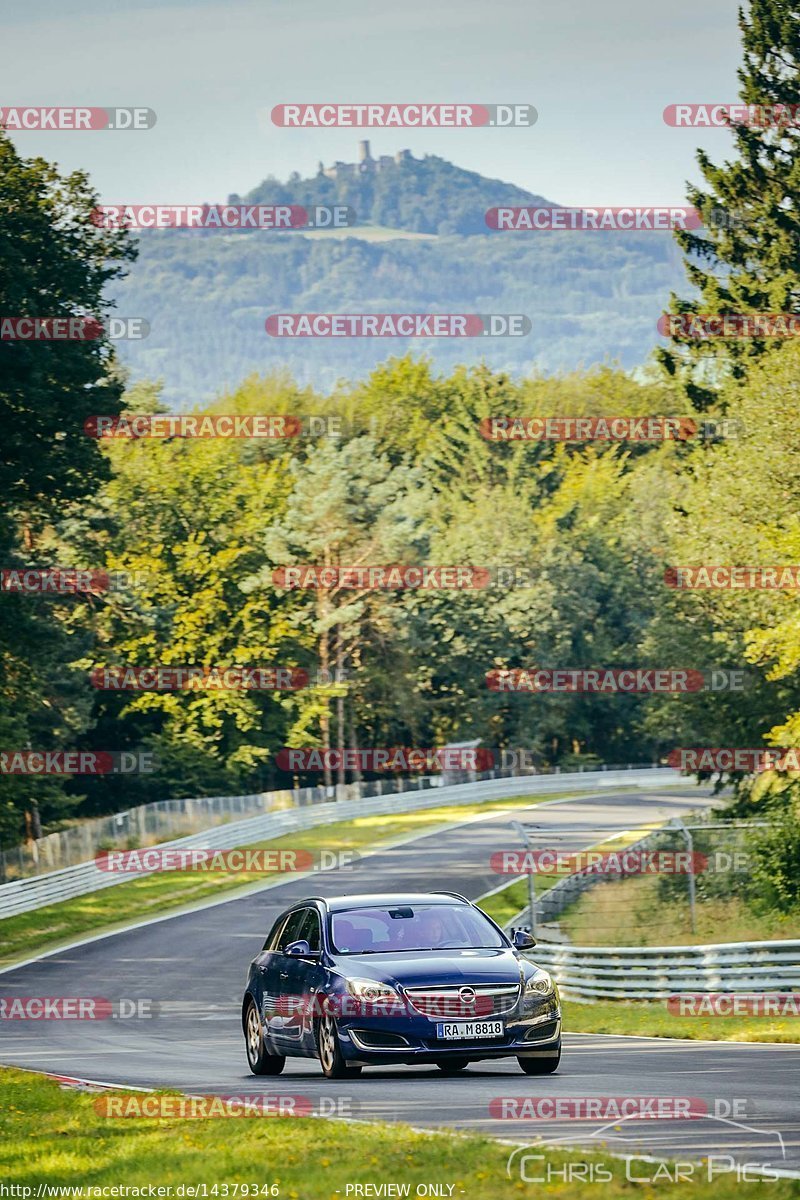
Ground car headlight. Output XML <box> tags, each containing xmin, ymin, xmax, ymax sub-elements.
<box><xmin>345</xmin><ymin>978</ymin><xmax>399</xmax><ymax>1002</ymax></box>
<box><xmin>524</xmin><ymin>970</ymin><xmax>555</xmax><ymax>997</ymax></box>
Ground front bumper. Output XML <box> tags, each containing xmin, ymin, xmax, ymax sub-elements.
<box><xmin>337</xmin><ymin>1001</ymin><xmax>561</xmax><ymax>1065</ymax></box>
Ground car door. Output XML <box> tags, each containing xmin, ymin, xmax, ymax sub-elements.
<box><xmin>263</xmin><ymin>908</ymin><xmax>307</xmax><ymax>1048</ymax></box>
<box><xmin>292</xmin><ymin>907</ymin><xmax>326</xmax><ymax>1055</ymax></box>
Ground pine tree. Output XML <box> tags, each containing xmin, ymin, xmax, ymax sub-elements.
<box><xmin>659</xmin><ymin>0</ymin><xmax>800</xmax><ymax>409</ymax></box>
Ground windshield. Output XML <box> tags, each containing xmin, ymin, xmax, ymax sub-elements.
<box><xmin>329</xmin><ymin>903</ymin><xmax>506</xmax><ymax>954</ymax></box>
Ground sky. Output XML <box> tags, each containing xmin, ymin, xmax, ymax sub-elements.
<box><xmin>3</xmin><ymin>0</ymin><xmax>744</xmax><ymax>206</ymax></box>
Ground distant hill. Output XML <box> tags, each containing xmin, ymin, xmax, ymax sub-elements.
<box><xmin>234</xmin><ymin>145</ymin><xmax>551</xmax><ymax>236</ymax></box>
<box><xmin>112</xmin><ymin>147</ymin><xmax>688</xmax><ymax>402</ymax></box>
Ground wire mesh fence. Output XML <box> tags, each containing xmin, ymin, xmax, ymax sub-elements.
<box><xmin>0</xmin><ymin>760</ymin><xmax>664</xmax><ymax>883</ymax></box>
<box><xmin>505</xmin><ymin>815</ymin><xmax>772</xmax><ymax>946</ymax></box>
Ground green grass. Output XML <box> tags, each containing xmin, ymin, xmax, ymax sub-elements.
<box><xmin>0</xmin><ymin>792</ymin><xmax>571</xmax><ymax>968</ymax></box>
<box><xmin>556</xmin><ymin>873</ymin><xmax>800</xmax><ymax>947</ymax></box>
<box><xmin>564</xmin><ymin>997</ymin><xmax>800</xmax><ymax>1043</ymax></box>
<box><xmin>477</xmin><ymin>837</ymin><xmax>800</xmax><ymax>1044</ymax></box>
<box><xmin>2</xmin><ymin>1068</ymin><xmax>797</xmax><ymax>1197</ymax></box>
<box><xmin>478</xmin><ymin>874</ymin><xmax>558</xmax><ymax>927</ymax></box>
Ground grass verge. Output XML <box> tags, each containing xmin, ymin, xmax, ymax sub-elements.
<box><xmin>478</xmin><ymin>874</ymin><xmax>557</xmax><ymax>927</ymax></box>
<box><xmin>564</xmin><ymin>998</ymin><xmax>800</xmax><ymax>1043</ymax></box>
<box><xmin>556</xmin><ymin>874</ymin><xmax>800</xmax><ymax>946</ymax></box>
<box><xmin>476</xmin><ymin>837</ymin><xmax>800</xmax><ymax>1045</ymax></box>
<box><xmin>0</xmin><ymin>792</ymin><xmax>571</xmax><ymax>968</ymax></box>
<box><xmin>2</xmin><ymin>1068</ymin><xmax>796</xmax><ymax>1197</ymax></box>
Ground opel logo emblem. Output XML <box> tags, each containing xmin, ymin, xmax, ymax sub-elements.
<box><xmin>458</xmin><ymin>986</ymin><xmax>476</xmax><ymax>1005</ymax></box>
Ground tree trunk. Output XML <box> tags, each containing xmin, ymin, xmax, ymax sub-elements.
<box><xmin>336</xmin><ymin>636</ymin><xmax>345</xmax><ymax>787</ymax></box>
<box><xmin>347</xmin><ymin>707</ymin><xmax>362</xmax><ymax>782</ymax></box>
<box><xmin>346</xmin><ymin>643</ymin><xmax>363</xmax><ymax>782</ymax></box>
<box><xmin>318</xmin><ymin>596</ymin><xmax>333</xmax><ymax>789</ymax></box>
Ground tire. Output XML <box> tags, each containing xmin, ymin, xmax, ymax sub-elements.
<box><xmin>435</xmin><ymin>1058</ymin><xmax>469</xmax><ymax>1073</ymax></box>
<box><xmin>317</xmin><ymin>1013</ymin><xmax>362</xmax><ymax>1079</ymax></box>
<box><xmin>517</xmin><ymin>1048</ymin><xmax>561</xmax><ymax>1075</ymax></box>
<box><xmin>244</xmin><ymin>999</ymin><xmax>286</xmax><ymax>1076</ymax></box>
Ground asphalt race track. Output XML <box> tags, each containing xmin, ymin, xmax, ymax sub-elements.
<box><xmin>2</xmin><ymin>786</ymin><xmax>799</xmax><ymax>1177</ymax></box>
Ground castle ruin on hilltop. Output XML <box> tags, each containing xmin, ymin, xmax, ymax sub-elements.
<box><xmin>318</xmin><ymin>141</ymin><xmax>412</xmax><ymax>180</ymax></box>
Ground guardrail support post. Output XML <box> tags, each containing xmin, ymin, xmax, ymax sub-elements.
<box><xmin>512</xmin><ymin>819</ymin><xmax>536</xmax><ymax>936</ymax></box>
<box><xmin>671</xmin><ymin>817</ymin><xmax>697</xmax><ymax>935</ymax></box>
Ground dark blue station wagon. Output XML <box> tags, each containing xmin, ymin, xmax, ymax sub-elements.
<box><xmin>242</xmin><ymin>891</ymin><xmax>561</xmax><ymax>1078</ymax></box>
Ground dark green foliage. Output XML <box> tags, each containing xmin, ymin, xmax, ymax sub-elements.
<box><xmin>660</xmin><ymin>0</ymin><xmax>800</xmax><ymax>407</ymax></box>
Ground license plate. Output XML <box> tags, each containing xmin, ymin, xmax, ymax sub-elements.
<box><xmin>436</xmin><ymin>1019</ymin><xmax>504</xmax><ymax>1040</ymax></box>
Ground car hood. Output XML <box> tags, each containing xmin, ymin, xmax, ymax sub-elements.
<box><xmin>329</xmin><ymin>947</ymin><xmax>524</xmax><ymax>987</ymax></box>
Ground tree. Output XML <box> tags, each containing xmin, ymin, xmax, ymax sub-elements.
<box><xmin>70</xmin><ymin>381</ymin><xmax>297</xmax><ymax>808</ymax></box>
<box><xmin>0</xmin><ymin>130</ymin><xmax>135</xmax><ymax>841</ymax></box>
<box><xmin>660</xmin><ymin>0</ymin><xmax>800</xmax><ymax>409</ymax></box>
<box><xmin>248</xmin><ymin>437</ymin><xmax>429</xmax><ymax>786</ymax></box>
<box><xmin>0</xmin><ymin>131</ymin><xmax>135</xmax><ymax>517</ymax></box>
<box><xmin>651</xmin><ymin>341</ymin><xmax>800</xmax><ymax>781</ymax></box>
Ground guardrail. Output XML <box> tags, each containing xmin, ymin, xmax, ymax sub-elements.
<box><xmin>526</xmin><ymin>940</ymin><xmax>800</xmax><ymax>999</ymax></box>
<box><xmin>0</xmin><ymin>790</ymin><xmax>296</xmax><ymax>881</ymax></box>
<box><xmin>0</xmin><ymin>766</ymin><xmax>681</xmax><ymax>920</ymax></box>
<box><xmin>0</xmin><ymin>759</ymin><xmax>668</xmax><ymax>882</ymax></box>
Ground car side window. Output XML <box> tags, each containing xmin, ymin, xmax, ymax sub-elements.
<box><xmin>262</xmin><ymin>915</ymin><xmax>287</xmax><ymax>951</ymax></box>
<box><xmin>276</xmin><ymin>908</ymin><xmax>308</xmax><ymax>951</ymax></box>
<box><xmin>298</xmin><ymin>907</ymin><xmax>321</xmax><ymax>951</ymax></box>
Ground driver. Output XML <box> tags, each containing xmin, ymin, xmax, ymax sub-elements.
<box><xmin>417</xmin><ymin>908</ymin><xmax>448</xmax><ymax>948</ymax></box>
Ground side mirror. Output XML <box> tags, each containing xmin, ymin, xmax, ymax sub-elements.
<box><xmin>285</xmin><ymin>939</ymin><xmax>318</xmax><ymax>958</ymax></box>
<box><xmin>513</xmin><ymin>929</ymin><xmax>537</xmax><ymax>950</ymax></box>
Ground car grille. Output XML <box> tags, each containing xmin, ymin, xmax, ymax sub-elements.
<box><xmin>403</xmin><ymin>983</ymin><xmax>520</xmax><ymax>1019</ymax></box>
